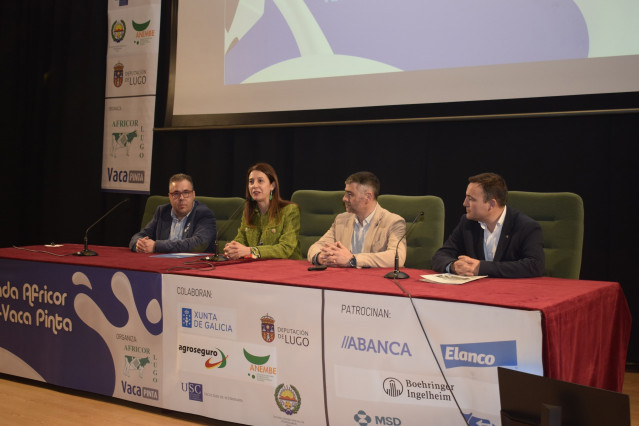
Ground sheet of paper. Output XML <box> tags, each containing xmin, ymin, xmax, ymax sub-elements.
<box><xmin>420</xmin><ymin>273</ymin><xmax>488</xmax><ymax>285</ymax></box>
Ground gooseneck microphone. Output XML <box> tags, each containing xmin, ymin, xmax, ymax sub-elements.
<box><xmin>384</xmin><ymin>211</ymin><xmax>424</xmax><ymax>279</ymax></box>
<box><xmin>74</xmin><ymin>198</ymin><xmax>130</xmax><ymax>256</ymax></box>
<box><xmin>201</xmin><ymin>199</ymin><xmax>246</xmax><ymax>262</ymax></box>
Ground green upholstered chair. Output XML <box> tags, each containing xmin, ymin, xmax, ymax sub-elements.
<box><xmin>196</xmin><ymin>196</ymin><xmax>246</xmax><ymax>250</ymax></box>
<box><xmin>507</xmin><ymin>191</ymin><xmax>584</xmax><ymax>279</ymax></box>
<box><xmin>377</xmin><ymin>194</ymin><xmax>445</xmax><ymax>270</ymax></box>
<box><xmin>140</xmin><ymin>195</ymin><xmax>245</xmax><ymax>252</ymax></box>
<box><xmin>140</xmin><ymin>195</ymin><xmax>169</xmax><ymax>230</ymax></box>
<box><xmin>291</xmin><ymin>190</ymin><xmax>345</xmax><ymax>259</ymax></box>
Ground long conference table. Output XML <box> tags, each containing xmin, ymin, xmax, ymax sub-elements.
<box><xmin>0</xmin><ymin>244</ymin><xmax>631</xmax><ymax>426</ymax></box>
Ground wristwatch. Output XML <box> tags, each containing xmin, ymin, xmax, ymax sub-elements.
<box><xmin>349</xmin><ymin>256</ymin><xmax>357</xmax><ymax>268</ymax></box>
<box><xmin>250</xmin><ymin>247</ymin><xmax>261</xmax><ymax>259</ymax></box>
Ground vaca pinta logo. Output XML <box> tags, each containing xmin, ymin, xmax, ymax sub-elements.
<box><xmin>274</xmin><ymin>384</ymin><xmax>301</xmax><ymax>416</ymax></box>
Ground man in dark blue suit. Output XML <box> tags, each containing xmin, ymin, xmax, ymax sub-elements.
<box><xmin>130</xmin><ymin>173</ymin><xmax>216</xmax><ymax>253</ymax></box>
<box><xmin>432</xmin><ymin>173</ymin><xmax>544</xmax><ymax>278</ymax></box>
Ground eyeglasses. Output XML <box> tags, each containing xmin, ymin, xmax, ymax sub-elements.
<box><xmin>169</xmin><ymin>190</ymin><xmax>193</xmax><ymax>199</ymax></box>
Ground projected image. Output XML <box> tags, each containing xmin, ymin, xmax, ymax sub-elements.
<box><xmin>224</xmin><ymin>0</ymin><xmax>591</xmax><ymax>85</ymax></box>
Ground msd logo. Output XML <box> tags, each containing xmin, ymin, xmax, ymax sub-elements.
<box><xmin>441</xmin><ymin>340</ymin><xmax>517</xmax><ymax>368</ymax></box>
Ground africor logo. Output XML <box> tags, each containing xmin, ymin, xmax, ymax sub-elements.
<box><xmin>204</xmin><ymin>348</ymin><xmax>228</xmax><ymax>369</ymax></box>
<box><xmin>383</xmin><ymin>377</ymin><xmax>403</xmax><ymax>397</ymax></box>
<box><xmin>274</xmin><ymin>384</ymin><xmax>301</xmax><ymax>415</ymax></box>
<box><xmin>111</xmin><ymin>20</ymin><xmax>126</xmax><ymax>43</ymax></box>
<box><xmin>123</xmin><ymin>355</ymin><xmax>150</xmax><ymax>378</ymax></box>
<box><xmin>261</xmin><ymin>313</ymin><xmax>275</xmax><ymax>342</ymax></box>
<box><xmin>113</xmin><ymin>62</ymin><xmax>123</xmax><ymax>87</ymax></box>
<box><xmin>132</xmin><ymin>19</ymin><xmax>150</xmax><ymax>31</ymax></box>
<box><xmin>110</xmin><ymin>129</ymin><xmax>137</xmax><ymax>158</ymax></box>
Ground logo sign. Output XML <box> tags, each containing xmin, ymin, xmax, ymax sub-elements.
<box><xmin>274</xmin><ymin>384</ymin><xmax>301</xmax><ymax>416</ymax></box>
<box><xmin>354</xmin><ymin>410</ymin><xmax>372</xmax><ymax>425</ymax></box>
<box><xmin>261</xmin><ymin>313</ymin><xmax>275</xmax><ymax>342</ymax></box>
<box><xmin>383</xmin><ymin>377</ymin><xmax>403</xmax><ymax>397</ymax></box>
<box><xmin>113</xmin><ymin>62</ymin><xmax>124</xmax><ymax>87</ymax></box>
<box><xmin>441</xmin><ymin>340</ymin><xmax>517</xmax><ymax>368</ymax></box>
<box><xmin>341</xmin><ymin>336</ymin><xmax>412</xmax><ymax>357</ymax></box>
<box><xmin>182</xmin><ymin>382</ymin><xmax>203</xmax><ymax>402</ymax></box>
<box><xmin>123</xmin><ymin>355</ymin><xmax>150</xmax><ymax>378</ymax></box>
<box><xmin>204</xmin><ymin>348</ymin><xmax>228</xmax><ymax>369</ymax></box>
<box><xmin>182</xmin><ymin>307</ymin><xmax>192</xmax><ymax>328</ymax></box>
<box><xmin>111</xmin><ymin>20</ymin><xmax>126</xmax><ymax>43</ymax></box>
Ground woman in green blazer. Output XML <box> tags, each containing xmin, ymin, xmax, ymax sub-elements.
<box><xmin>223</xmin><ymin>162</ymin><xmax>302</xmax><ymax>260</ymax></box>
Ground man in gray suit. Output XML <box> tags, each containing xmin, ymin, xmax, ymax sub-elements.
<box><xmin>307</xmin><ymin>171</ymin><xmax>406</xmax><ymax>268</ymax></box>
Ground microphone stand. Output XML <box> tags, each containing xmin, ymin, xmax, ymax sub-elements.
<box><xmin>384</xmin><ymin>211</ymin><xmax>424</xmax><ymax>279</ymax></box>
<box><xmin>74</xmin><ymin>198</ymin><xmax>130</xmax><ymax>256</ymax></box>
<box><xmin>201</xmin><ymin>200</ymin><xmax>246</xmax><ymax>262</ymax></box>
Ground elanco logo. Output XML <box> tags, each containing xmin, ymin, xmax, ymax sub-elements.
<box><xmin>441</xmin><ymin>340</ymin><xmax>517</xmax><ymax>368</ymax></box>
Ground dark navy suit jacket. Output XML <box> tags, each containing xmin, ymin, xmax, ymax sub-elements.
<box><xmin>431</xmin><ymin>207</ymin><xmax>544</xmax><ymax>278</ymax></box>
<box><xmin>129</xmin><ymin>200</ymin><xmax>216</xmax><ymax>253</ymax></box>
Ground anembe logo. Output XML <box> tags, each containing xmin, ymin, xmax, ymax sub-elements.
<box><xmin>244</xmin><ymin>349</ymin><xmax>276</xmax><ymax>381</ymax></box>
<box><xmin>132</xmin><ymin>19</ymin><xmax>155</xmax><ymax>46</ymax></box>
<box><xmin>441</xmin><ymin>340</ymin><xmax>517</xmax><ymax>368</ymax></box>
<box><xmin>261</xmin><ymin>313</ymin><xmax>275</xmax><ymax>342</ymax></box>
<box><xmin>274</xmin><ymin>384</ymin><xmax>301</xmax><ymax>416</ymax></box>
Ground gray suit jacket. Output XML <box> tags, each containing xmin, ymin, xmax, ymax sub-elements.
<box><xmin>307</xmin><ymin>204</ymin><xmax>406</xmax><ymax>268</ymax></box>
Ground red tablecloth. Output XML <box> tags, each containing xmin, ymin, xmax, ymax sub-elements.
<box><xmin>0</xmin><ymin>244</ymin><xmax>631</xmax><ymax>392</ymax></box>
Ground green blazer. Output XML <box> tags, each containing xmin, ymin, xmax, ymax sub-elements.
<box><xmin>233</xmin><ymin>203</ymin><xmax>302</xmax><ymax>260</ymax></box>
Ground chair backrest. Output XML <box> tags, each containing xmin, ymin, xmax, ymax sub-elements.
<box><xmin>378</xmin><ymin>194</ymin><xmax>445</xmax><ymax>270</ymax></box>
<box><xmin>507</xmin><ymin>191</ymin><xmax>584</xmax><ymax>279</ymax></box>
<box><xmin>141</xmin><ymin>195</ymin><xmax>169</xmax><ymax>230</ymax></box>
<box><xmin>140</xmin><ymin>195</ymin><xmax>245</xmax><ymax>251</ymax></box>
<box><xmin>196</xmin><ymin>196</ymin><xmax>246</xmax><ymax>249</ymax></box>
<box><xmin>291</xmin><ymin>190</ymin><xmax>345</xmax><ymax>259</ymax></box>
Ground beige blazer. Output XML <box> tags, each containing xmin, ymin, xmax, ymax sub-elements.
<box><xmin>307</xmin><ymin>204</ymin><xmax>406</xmax><ymax>268</ymax></box>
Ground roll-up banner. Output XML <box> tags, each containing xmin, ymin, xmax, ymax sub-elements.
<box><xmin>102</xmin><ymin>0</ymin><xmax>161</xmax><ymax>193</ymax></box>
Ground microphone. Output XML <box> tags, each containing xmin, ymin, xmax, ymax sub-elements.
<box><xmin>201</xmin><ymin>199</ymin><xmax>246</xmax><ymax>262</ymax></box>
<box><xmin>74</xmin><ymin>198</ymin><xmax>130</xmax><ymax>256</ymax></box>
<box><xmin>384</xmin><ymin>211</ymin><xmax>424</xmax><ymax>279</ymax></box>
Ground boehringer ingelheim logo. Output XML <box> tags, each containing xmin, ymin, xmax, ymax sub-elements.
<box><xmin>383</xmin><ymin>377</ymin><xmax>403</xmax><ymax>397</ymax></box>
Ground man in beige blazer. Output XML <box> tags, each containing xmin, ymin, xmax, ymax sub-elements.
<box><xmin>307</xmin><ymin>171</ymin><xmax>406</xmax><ymax>268</ymax></box>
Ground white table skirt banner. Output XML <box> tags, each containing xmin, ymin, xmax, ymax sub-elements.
<box><xmin>323</xmin><ymin>290</ymin><xmax>543</xmax><ymax>426</ymax></box>
<box><xmin>162</xmin><ymin>274</ymin><xmax>327</xmax><ymax>426</ymax></box>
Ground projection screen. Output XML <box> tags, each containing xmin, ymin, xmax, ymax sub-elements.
<box><xmin>166</xmin><ymin>0</ymin><xmax>639</xmax><ymax>128</ymax></box>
